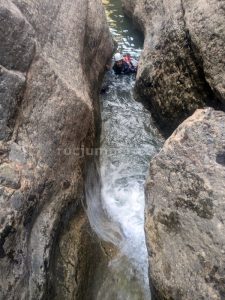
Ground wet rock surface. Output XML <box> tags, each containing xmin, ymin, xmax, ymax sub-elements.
<box><xmin>145</xmin><ymin>108</ymin><xmax>225</xmax><ymax>300</ymax></box>
<box><xmin>48</xmin><ymin>206</ymin><xmax>115</xmax><ymax>300</ymax></box>
<box><xmin>122</xmin><ymin>0</ymin><xmax>225</xmax><ymax>133</ymax></box>
<box><xmin>0</xmin><ymin>0</ymin><xmax>113</xmax><ymax>299</ymax></box>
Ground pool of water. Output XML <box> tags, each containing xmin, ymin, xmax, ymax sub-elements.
<box><xmin>86</xmin><ymin>1</ymin><xmax>164</xmax><ymax>299</ymax></box>
<box><xmin>102</xmin><ymin>0</ymin><xmax>143</xmax><ymax>56</ymax></box>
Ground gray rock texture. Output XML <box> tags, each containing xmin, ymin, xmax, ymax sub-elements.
<box><xmin>0</xmin><ymin>67</ymin><xmax>25</xmax><ymax>140</ymax></box>
<box><xmin>0</xmin><ymin>0</ymin><xmax>35</xmax><ymax>72</ymax></box>
<box><xmin>122</xmin><ymin>0</ymin><xmax>225</xmax><ymax>133</ymax></box>
<box><xmin>145</xmin><ymin>108</ymin><xmax>225</xmax><ymax>299</ymax></box>
<box><xmin>0</xmin><ymin>0</ymin><xmax>113</xmax><ymax>299</ymax></box>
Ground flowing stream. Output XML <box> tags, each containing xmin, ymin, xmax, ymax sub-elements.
<box><xmin>86</xmin><ymin>0</ymin><xmax>164</xmax><ymax>299</ymax></box>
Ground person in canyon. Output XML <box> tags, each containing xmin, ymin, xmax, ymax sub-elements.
<box><xmin>101</xmin><ymin>53</ymin><xmax>137</xmax><ymax>93</ymax></box>
<box><xmin>113</xmin><ymin>52</ymin><xmax>137</xmax><ymax>75</ymax></box>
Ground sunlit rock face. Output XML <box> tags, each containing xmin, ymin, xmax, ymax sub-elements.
<box><xmin>122</xmin><ymin>0</ymin><xmax>225</xmax><ymax>133</ymax></box>
<box><xmin>0</xmin><ymin>0</ymin><xmax>113</xmax><ymax>299</ymax></box>
<box><xmin>145</xmin><ymin>108</ymin><xmax>225</xmax><ymax>300</ymax></box>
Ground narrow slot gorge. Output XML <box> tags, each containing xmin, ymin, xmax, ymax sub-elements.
<box><xmin>85</xmin><ymin>0</ymin><xmax>164</xmax><ymax>298</ymax></box>
<box><xmin>1</xmin><ymin>0</ymin><xmax>224</xmax><ymax>299</ymax></box>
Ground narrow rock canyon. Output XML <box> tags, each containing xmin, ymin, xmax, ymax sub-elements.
<box><xmin>0</xmin><ymin>0</ymin><xmax>225</xmax><ymax>299</ymax></box>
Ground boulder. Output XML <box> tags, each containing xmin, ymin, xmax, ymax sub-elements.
<box><xmin>145</xmin><ymin>108</ymin><xmax>225</xmax><ymax>299</ymax></box>
<box><xmin>0</xmin><ymin>0</ymin><xmax>113</xmax><ymax>299</ymax></box>
<box><xmin>122</xmin><ymin>0</ymin><xmax>225</xmax><ymax>133</ymax></box>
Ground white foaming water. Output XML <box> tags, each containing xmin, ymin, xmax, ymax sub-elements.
<box><xmin>85</xmin><ymin>1</ymin><xmax>164</xmax><ymax>299</ymax></box>
<box><xmin>97</xmin><ymin>76</ymin><xmax>163</xmax><ymax>296</ymax></box>
<box><xmin>85</xmin><ymin>76</ymin><xmax>163</xmax><ymax>298</ymax></box>
<box><xmin>101</xmin><ymin>163</ymin><xmax>149</xmax><ymax>279</ymax></box>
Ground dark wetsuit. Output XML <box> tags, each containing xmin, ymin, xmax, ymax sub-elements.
<box><xmin>113</xmin><ymin>60</ymin><xmax>137</xmax><ymax>75</ymax></box>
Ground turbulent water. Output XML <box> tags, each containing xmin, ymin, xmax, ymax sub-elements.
<box><xmin>86</xmin><ymin>0</ymin><xmax>163</xmax><ymax>299</ymax></box>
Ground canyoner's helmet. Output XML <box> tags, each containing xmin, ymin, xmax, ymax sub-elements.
<box><xmin>114</xmin><ymin>53</ymin><xmax>123</xmax><ymax>62</ymax></box>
